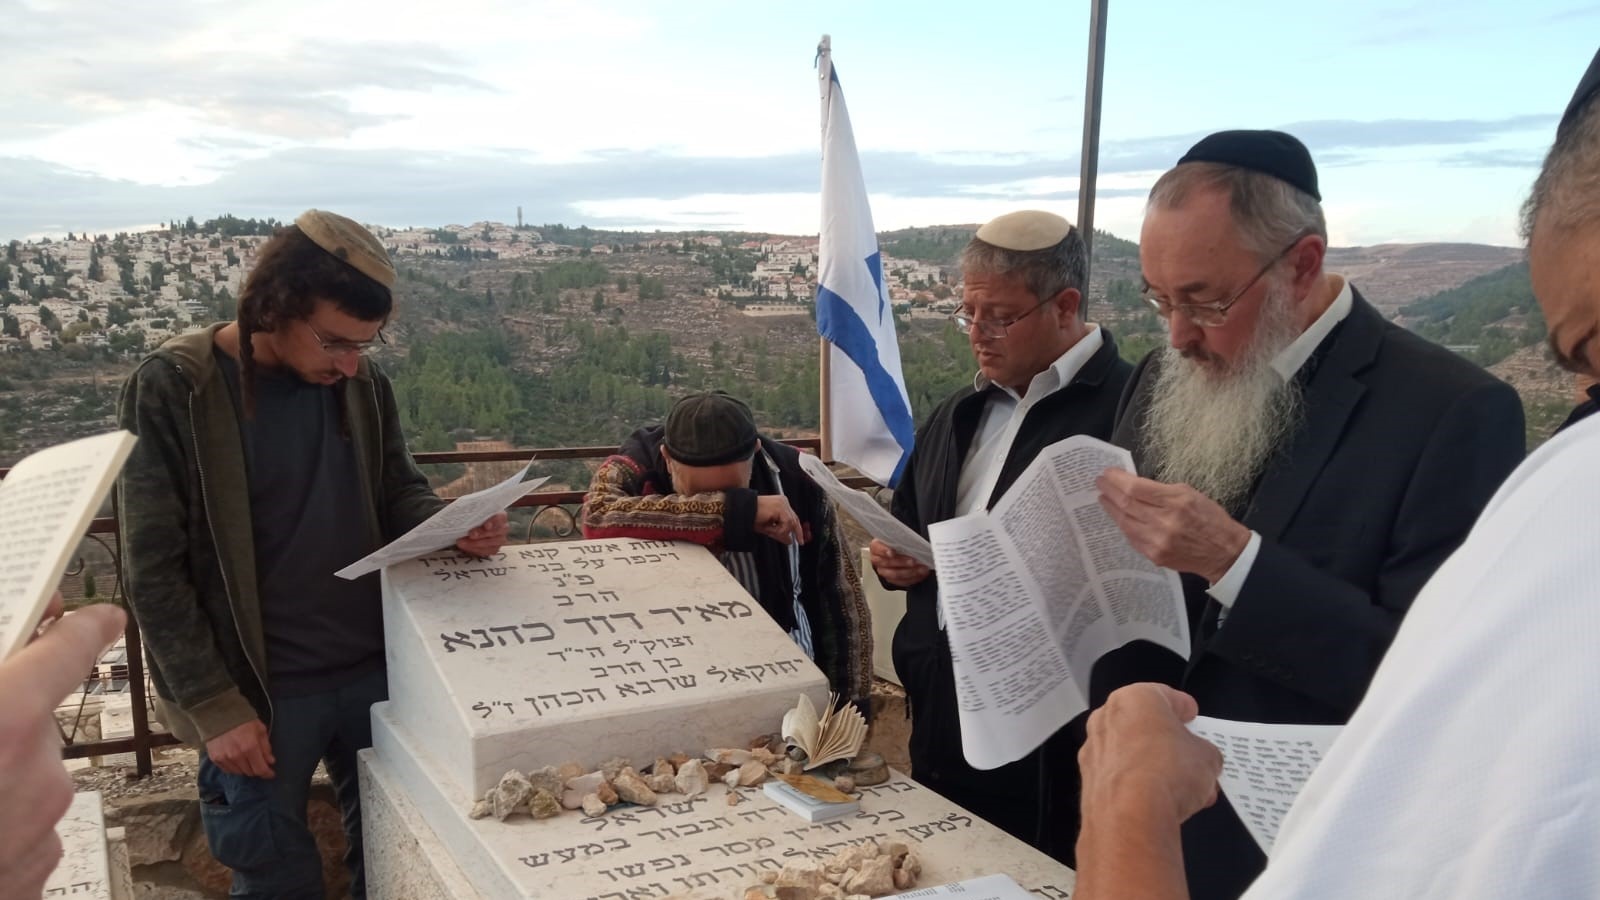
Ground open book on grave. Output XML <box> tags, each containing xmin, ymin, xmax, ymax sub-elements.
<box><xmin>0</xmin><ymin>430</ymin><xmax>137</xmax><ymax>660</ymax></box>
<box><xmin>928</xmin><ymin>434</ymin><xmax>1190</xmax><ymax>770</ymax></box>
<box><xmin>781</xmin><ymin>692</ymin><xmax>868</xmax><ymax>770</ymax></box>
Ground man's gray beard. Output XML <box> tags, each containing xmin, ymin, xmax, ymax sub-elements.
<box><xmin>1142</xmin><ymin>285</ymin><xmax>1307</xmax><ymax>513</ymax></box>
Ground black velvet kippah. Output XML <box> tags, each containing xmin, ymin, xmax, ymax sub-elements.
<box><xmin>1561</xmin><ymin>47</ymin><xmax>1600</xmax><ymax>135</ymax></box>
<box><xmin>1177</xmin><ymin>129</ymin><xmax>1320</xmax><ymax>201</ymax></box>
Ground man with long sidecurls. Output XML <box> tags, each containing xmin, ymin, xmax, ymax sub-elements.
<box><xmin>118</xmin><ymin>211</ymin><xmax>508</xmax><ymax>899</ymax></box>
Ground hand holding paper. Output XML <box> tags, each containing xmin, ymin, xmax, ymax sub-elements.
<box><xmin>869</xmin><ymin>539</ymin><xmax>930</xmax><ymax>587</ymax></box>
<box><xmin>1096</xmin><ymin>469</ymin><xmax>1253</xmax><ymax>584</ymax></box>
<box><xmin>336</xmin><ymin>465</ymin><xmax>549</xmax><ymax>580</ymax></box>
<box><xmin>796</xmin><ymin>452</ymin><xmax>932</xmax><ymax>566</ymax></box>
<box><xmin>1081</xmin><ymin>684</ymin><xmax>1222</xmax><ymax>826</ymax></box>
<box><xmin>455</xmin><ymin>510</ymin><xmax>510</xmax><ymax>558</ymax></box>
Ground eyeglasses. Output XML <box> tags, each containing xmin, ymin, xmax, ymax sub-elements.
<box><xmin>1142</xmin><ymin>237</ymin><xmax>1303</xmax><ymax>328</ymax></box>
<box><xmin>304</xmin><ymin>320</ymin><xmax>387</xmax><ymax>359</ymax></box>
<box><xmin>950</xmin><ymin>294</ymin><xmax>1054</xmax><ymax>340</ymax></box>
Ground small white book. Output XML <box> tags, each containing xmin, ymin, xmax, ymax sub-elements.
<box><xmin>761</xmin><ymin>779</ymin><xmax>860</xmax><ymax>823</ymax></box>
<box><xmin>0</xmin><ymin>430</ymin><xmax>137</xmax><ymax>659</ymax></box>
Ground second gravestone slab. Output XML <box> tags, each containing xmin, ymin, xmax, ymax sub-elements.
<box><xmin>383</xmin><ymin>538</ymin><xmax>831</xmax><ymax>798</ymax></box>
<box><xmin>46</xmin><ymin>791</ymin><xmax>111</xmax><ymax>899</ymax></box>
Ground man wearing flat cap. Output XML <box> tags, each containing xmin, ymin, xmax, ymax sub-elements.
<box><xmin>118</xmin><ymin>210</ymin><xmax>509</xmax><ymax>899</ymax></box>
<box><xmin>1086</xmin><ymin>130</ymin><xmax>1525</xmax><ymax>898</ymax></box>
<box><xmin>1070</xmin><ymin>46</ymin><xmax>1600</xmax><ymax>900</ymax></box>
<box><xmin>581</xmin><ymin>391</ymin><xmax>873</xmax><ymax>708</ymax></box>
<box><xmin>869</xmin><ymin>210</ymin><xmax>1132</xmax><ymax>846</ymax></box>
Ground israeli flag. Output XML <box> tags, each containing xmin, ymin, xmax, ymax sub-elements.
<box><xmin>814</xmin><ymin>36</ymin><xmax>915</xmax><ymax>487</ymax></box>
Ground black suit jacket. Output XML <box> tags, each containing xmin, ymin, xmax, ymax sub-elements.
<box><xmin>1106</xmin><ymin>292</ymin><xmax>1526</xmax><ymax>900</ymax></box>
<box><xmin>887</xmin><ymin>330</ymin><xmax>1131</xmax><ymax>845</ymax></box>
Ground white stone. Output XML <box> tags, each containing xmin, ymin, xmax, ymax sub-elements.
<box><xmin>675</xmin><ymin>758</ymin><xmax>710</xmax><ymax>797</ymax></box>
<box><xmin>382</xmin><ymin>539</ymin><xmax>829</xmax><ymax>797</ymax></box>
<box><xmin>363</xmin><ymin>716</ymin><xmax>1075</xmax><ymax>900</ymax></box>
<box><xmin>46</xmin><ymin>791</ymin><xmax>112</xmax><ymax>899</ymax></box>
<box><xmin>561</xmin><ymin>772</ymin><xmax>606</xmax><ymax>810</ymax></box>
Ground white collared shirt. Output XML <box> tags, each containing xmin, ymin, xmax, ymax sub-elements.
<box><xmin>953</xmin><ymin>326</ymin><xmax>1105</xmax><ymax>518</ymax></box>
<box><xmin>1209</xmin><ymin>279</ymin><xmax>1353</xmax><ymax>608</ymax></box>
<box><xmin>1242</xmin><ymin>417</ymin><xmax>1600</xmax><ymax>900</ymax></box>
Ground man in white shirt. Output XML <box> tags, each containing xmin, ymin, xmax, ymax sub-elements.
<box><xmin>1074</xmin><ymin>50</ymin><xmax>1600</xmax><ymax>899</ymax></box>
<box><xmin>1093</xmin><ymin>130</ymin><xmax>1526</xmax><ymax>898</ymax></box>
<box><xmin>869</xmin><ymin>210</ymin><xmax>1132</xmax><ymax>847</ymax></box>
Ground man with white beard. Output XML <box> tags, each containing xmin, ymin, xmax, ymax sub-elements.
<box><xmin>1091</xmin><ymin>130</ymin><xmax>1527</xmax><ymax>900</ymax></box>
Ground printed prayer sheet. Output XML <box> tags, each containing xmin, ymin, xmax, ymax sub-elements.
<box><xmin>929</xmin><ymin>434</ymin><xmax>1188</xmax><ymax>770</ymax></box>
<box><xmin>797</xmin><ymin>451</ymin><xmax>933</xmax><ymax>567</ymax></box>
<box><xmin>335</xmin><ymin>466</ymin><xmax>549</xmax><ymax>580</ymax></box>
<box><xmin>1188</xmin><ymin>715</ymin><xmax>1342</xmax><ymax>854</ymax></box>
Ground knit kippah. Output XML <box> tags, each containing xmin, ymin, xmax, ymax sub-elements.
<box><xmin>975</xmin><ymin>210</ymin><xmax>1074</xmax><ymax>251</ymax></box>
<box><xmin>294</xmin><ymin>209</ymin><xmax>396</xmax><ymax>289</ymax></box>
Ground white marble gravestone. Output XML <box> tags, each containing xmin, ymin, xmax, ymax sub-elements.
<box><xmin>366</xmin><ymin>537</ymin><xmax>1077</xmax><ymax>899</ymax></box>
<box><xmin>95</xmin><ymin>694</ymin><xmax>137</xmax><ymax>769</ymax></box>
<box><xmin>382</xmin><ymin>538</ymin><xmax>830</xmax><ymax>797</ymax></box>
<box><xmin>45</xmin><ymin>791</ymin><xmax>111</xmax><ymax>899</ymax></box>
<box><xmin>362</xmin><ymin>724</ymin><xmax>1076</xmax><ymax>899</ymax></box>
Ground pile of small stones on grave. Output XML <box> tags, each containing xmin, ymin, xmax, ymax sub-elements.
<box><xmin>467</xmin><ymin>732</ymin><xmax>887</xmax><ymax>822</ymax></box>
<box><xmin>467</xmin><ymin>732</ymin><xmax>913</xmax><ymax>898</ymax></box>
<box><xmin>657</xmin><ymin>838</ymin><xmax>923</xmax><ymax>900</ymax></box>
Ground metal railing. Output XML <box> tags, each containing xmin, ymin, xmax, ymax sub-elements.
<box><xmin>10</xmin><ymin>438</ymin><xmax>879</xmax><ymax>778</ymax></box>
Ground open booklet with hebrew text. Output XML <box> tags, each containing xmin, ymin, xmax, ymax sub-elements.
<box><xmin>0</xmin><ymin>430</ymin><xmax>137</xmax><ymax>660</ymax></box>
<box><xmin>929</xmin><ymin>434</ymin><xmax>1190</xmax><ymax>770</ymax></box>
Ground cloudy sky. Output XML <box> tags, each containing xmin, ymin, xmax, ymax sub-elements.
<box><xmin>0</xmin><ymin>0</ymin><xmax>1593</xmax><ymax>245</ymax></box>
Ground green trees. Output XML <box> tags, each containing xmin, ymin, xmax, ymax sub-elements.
<box><xmin>389</xmin><ymin>331</ymin><xmax>521</xmax><ymax>441</ymax></box>
<box><xmin>636</xmin><ymin>276</ymin><xmax>667</xmax><ymax>300</ymax></box>
<box><xmin>1402</xmin><ymin>263</ymin><xmax>1542</xmax><ymax>366</ymax></box>
<box><xmin>108</xmin><ymin>329</ymin><xmax>146</xmax><ymax>354</ymax></box>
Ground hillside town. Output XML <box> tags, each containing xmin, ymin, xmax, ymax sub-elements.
<box><xmin>0</xmin><ymin>219</ymin><xmax>965</xmax><ymax>358</ymax></box>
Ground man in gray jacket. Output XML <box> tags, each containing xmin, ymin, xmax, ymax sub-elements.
<box><xmin>117</xmin><ymin>210</ymin><xmax>508</xmax><ymax>899</ymax></box>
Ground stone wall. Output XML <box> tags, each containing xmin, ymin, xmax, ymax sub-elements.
<box><xmin>82</xmin><ymin>753</ymin><xmax>352</xmax><ymax>900</ymax></box>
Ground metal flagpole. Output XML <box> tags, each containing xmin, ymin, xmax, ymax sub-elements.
<box><xmin>1077</xmin><ymin>0</ymin><xmax>1110</xmax><ymax>297</ymax></box>
<box><xmin>817</xmin><ymin>34</ymin><xmax>835</xmax><ymax>464</ymax></box>
<box><xmin>819</xmin><ymin>336</ymin><xmax>833</xmax><ymax>462</ymax></box>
